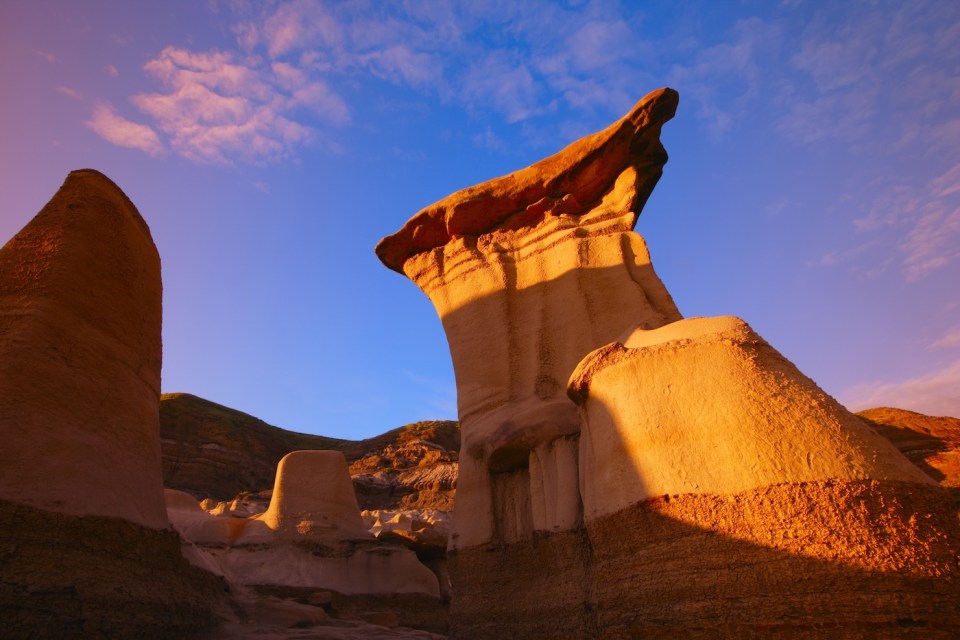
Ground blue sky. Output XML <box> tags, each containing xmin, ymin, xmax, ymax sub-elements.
<box><xmin>2</xmin><ymin>0</ymin><xmax>958</xmax><ymax>438</ymax></box>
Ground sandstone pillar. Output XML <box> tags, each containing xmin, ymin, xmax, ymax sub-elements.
<box><xmin>0</xmin><ymin>170</ymin><xmax>225</xmax><ymax>637</ymax></box>
<box><xmin>0</xmin><ymin>168</ymin><xmax>166</xmax><ymax>529</ymax></box>
<box><xmin>377</xmin><ymin>87</ymin><xmax>960</xmax><ymax>637</ymax></box>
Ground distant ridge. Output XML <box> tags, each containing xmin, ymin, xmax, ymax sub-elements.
<box><xmin>857</xmin><ymin>406</ymin><xmax>960</xmax><ymax>497</ymax></box>
<box><xmin>160</xmin><ymin>392</ymin><xmax>458</xmax><ymax>509</ymax></box>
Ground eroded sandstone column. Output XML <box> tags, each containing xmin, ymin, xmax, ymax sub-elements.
<box><xmin>377</xmin><ymin>88</ymin><xmax>682</xmax><ymax>549</ymax></box>
<box><xmin>0</xmin><ymin>169</ymin><xmax>166</xmax><ymax>529</ymax></box>
<box><xmin>0</xmin><ymin>170</ymin><xmax>225</xmax><ymax>637</ymax></box>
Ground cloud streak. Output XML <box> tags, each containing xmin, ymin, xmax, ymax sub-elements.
<box><xmin>85</xmin><ymin>102</ymin><xmax>165</xmax><ymax>156</ymax></box>
<box><xmin>842</xmin><ymin>359</ymin><xmax>960</xmax><ymax>418</ymax></box>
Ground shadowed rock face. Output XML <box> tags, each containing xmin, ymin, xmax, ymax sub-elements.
<box><xmin>0</xmin><ymin>168</ymin><xmax>166</xmax><ymax>529</ymax></box>
<box><xmin>0</xmin><ymin>170</ymin><xmax>227</xmax><ymax>638</ymax></box>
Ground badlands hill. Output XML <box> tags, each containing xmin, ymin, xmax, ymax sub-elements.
<box><xmin>857</xmin><ymin>407</ymin><xmax>960</xmax><ymax>496</ymax></box>
<box><xmin>161</xmin><ymin>392</ymin><xmax>459</xmax><ymax>511</ymax></box>
<box><xmin>160</xmin><ymin>392</ymin><xmax>958</xmax><ymax>513</ymax></box>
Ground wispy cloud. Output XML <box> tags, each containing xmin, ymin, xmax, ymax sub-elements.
<box><xmin>91</xmin><ymin>0</ymin><xmax>960</xmax><ymax>165</ymax></box>
<box><xmin>777</xmin><ymin>3</ymin><xmax>960</xmax><ymax>148</ymax></box>
<box><xmin>114</xmin><ymin>45</ymin><xmax>347</xmax><ymax>164</ymax></box>
<box><xmin>668</xmin><ymin>17</ymin><xmax>781</xmax><ymax>137</ymax></box>
<box><xmin>56</xmin><ymin>86</ymin><xmax>83</xmax><ymax>100</ymax></box>
<box><xmin>842</xmin><ymin>359</ymin><xmax>960</xmax><ymax>418</ymax></box>
<box><xmin>853</xmin><ymin>163</ymin><xmax>960</xmax><ymax>281</ymax></box>
<box><xmin>85</xmin><ymin>102</ymin><xmax>165</xmax><ymax>156</ymax></box>
<box><xmin>31</xmin><ymin>49</ymin><xmax>57</xmax><ymax>64</ymax></box>
<box><xmin>930</xmin><ymin>324</ymin><xmax>960</xmax><ymax>350</ymax></box>
<box><xmin>262</xmin><ymin>0</ymin><xmax>341</xmax><ymax>58</ymax></box>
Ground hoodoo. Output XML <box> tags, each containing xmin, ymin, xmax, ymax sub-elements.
<box><xmin>0</xmin><ymin>169</ymin><xmax>166</xmax><ymax>527</ymax></box>
<box><xmin>377</xmin><ymin>89</ymin><xmax>960</xmax><ymax>637</ymax></box>
<box><xmin>0</xmin><ymin>170</ymin><xmax>223</xmax><ymax>637</ymax></box>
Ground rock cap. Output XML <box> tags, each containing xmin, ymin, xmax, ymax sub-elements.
<box><xmin>375</xmin><ymin>87</ymin><xmax>679</xmax><ymax>272</ymax></box>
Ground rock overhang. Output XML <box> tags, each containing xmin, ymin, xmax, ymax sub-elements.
<box><xmin>375</xmin><ymin>87</ymin><xmax>679</xmax><ymax>273</ymax></box>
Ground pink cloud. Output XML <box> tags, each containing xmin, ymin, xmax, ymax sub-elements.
<box><xmin>116</xmin><ymin>45</ymin><xmax>348</xmax><ymax>164</ymax></box>
<box><xmin>930</xmin><ymin>325</ymin><xmax>960</xmax><ymax>350</ymax></box>
<box><xmin>262</xmin><ymin>0</ymin><xmax>340</xmax><ymax>58</ymax></box>
<box><xmin>85</xmin><ymin>102</ymin><xmax>165</xmax><ymax>156</ymax></box>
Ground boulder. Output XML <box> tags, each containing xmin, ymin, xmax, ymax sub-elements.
<box><xmin>567</xmin><ymin>315</ymin><xmax>934</xmax><ymax>519</ymax></box>
<box><xmin>247</xmin><ymin>450</ymin><xmax>371</xmax><ymax>544</ymax></box>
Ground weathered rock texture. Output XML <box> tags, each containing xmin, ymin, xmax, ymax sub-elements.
<box><xmin>568</xmin><ymin>316</ymin><xmax>934</xmax><ymax>518</ymax></box>
<box><xmin>0</xmin><ymin>169</ymin><xmax>167</xmax><ymax>528</ymax></box>
<box><xmin>377</xmin><ymin>87</ymin><xmax>682</xmax><ymax>550</ymax></box>
<box><xmin>349</xmin><ymin>421</ymin><xmax>459</xmax><ymax>511</ymax></box>
<box><xmin>377</xmin><ymin>89</ymin><xmax>960</xmax><ymax>637</ymax></box>
<box><xmin>0</xmin><ymin>170</ymin><xmax>226</xmax><ymax>637</ymax></box>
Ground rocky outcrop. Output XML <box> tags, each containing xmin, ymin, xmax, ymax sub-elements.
<box><xmin>349</xmin><ymin>421</ymin><xmax>459</xmax><ymax>511</ymax></box>
<box><xmin>166</xmin><ymin>451</ymin><xmax>447</xmax><ymax>634</ymax></box>
<box><xmin>0</xmin><ymin>170</ymin><xmax>225</xmax><ymax>637</ymax></box>
<box><xmin>377</xmin><ymin>89</ymin><xmax>960</xmax><ymax>637</ymax></box>
<box><xmin>0</xmin><ymin>169</ymin><xmax>166</xmax><ymax>527</ymax></box>
<box><xmin>238</xmin><ymin>451</ymin><xmax>372</xmax><ymax>544</ymax></box>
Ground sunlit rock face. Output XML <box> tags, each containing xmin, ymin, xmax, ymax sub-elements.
<box><xmin>0</xmin><ymin>170</ymin><xmax>225</xmax><ymax>637</ymax></box>
<box><xmin>245</xmin><ymin>450</ymin><xmax>372</xmax><ymax>544</ymax></box>
<box><xmin>377</xmin><ymin>87</ymin><xmax>682</xmax><ymax>550</ymax></box>
<box><xmin>562</xmin><ymin>315</ymin><xmax>959</xmax><ymax>633</ymax></box>
<box><xmin>379</xmin><ymin>89</ymin><xmax>960</xmax><ymax>637</ymax></box>
<box><xmin>568</xmin><ymin>315</ymin><xmax>935</xmax><ymax>519</ymax></box>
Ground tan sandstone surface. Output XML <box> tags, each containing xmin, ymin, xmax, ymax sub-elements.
<box><xmin>567</xmin><ymin>316</ymin><xmax>933</xmax><ymax>518</ymax></box>
<box><xmin>377</xmin><ymin>89</ymin><xmax>960</xmax><ymax>637</ymax></box>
